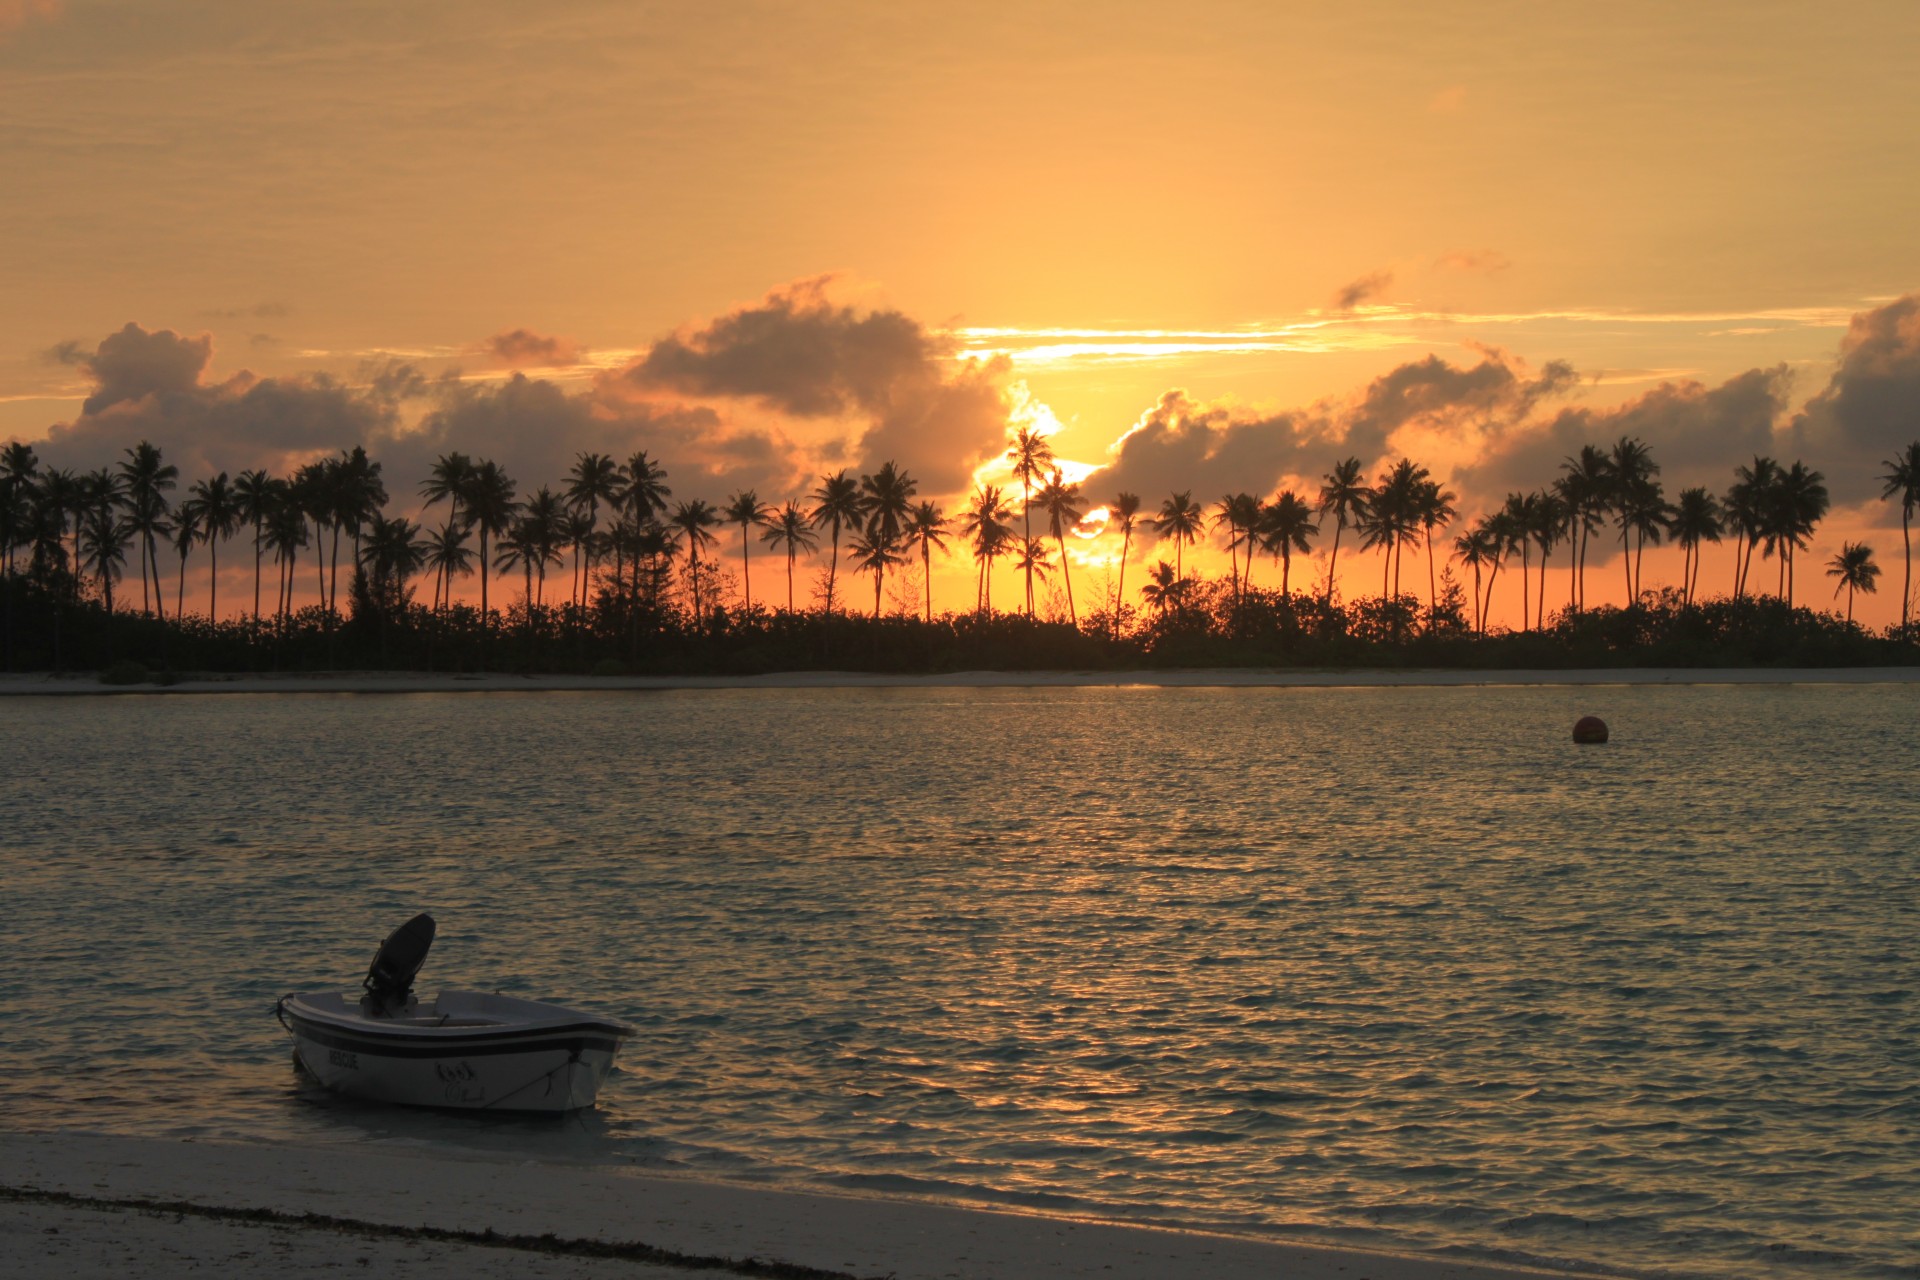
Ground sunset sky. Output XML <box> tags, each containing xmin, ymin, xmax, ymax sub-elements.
<box><xmin>6</xmin><ymin>1</ymin><xmax>1920</xmax><ymax>624</ymax></box>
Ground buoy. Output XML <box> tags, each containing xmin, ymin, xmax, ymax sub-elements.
<box><xmin>1572</xmin><ymin>715</ymin><xmax>1609</xmax><ymax>744</ymax></box>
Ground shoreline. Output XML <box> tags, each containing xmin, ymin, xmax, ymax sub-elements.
<box><xmin>2</xmin><ymin>1131</ymin><xmax>1616</xmax><ymax>1280</ymax></box>
<box><xmin>4</xmin><ymin>665</ymin><xmax>1920</xmax><ymax>696</ymax></box>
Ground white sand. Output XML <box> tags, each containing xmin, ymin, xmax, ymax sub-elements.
<box><xmin>3</xmin><ymin>665</ymin><xmax>1918</xmax><ymax>696</ymax></box>
<box><xmin>2</xmin><ymin>1132</ymin><xmax>1605</xmax><ymax>1280</ymax></box>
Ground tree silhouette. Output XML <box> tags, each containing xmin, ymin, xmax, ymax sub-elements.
<box><xmin>1258</xmin><ymin>491</ymin><xmax>1319</xmax><ymax>598</ymax></box>
<box><xmin>848</xmin><ymin>525</ymin><xmax>905</xmax><ymax>619</ymax></box>
<box><xmin>1109</xmin><ymin>491</ymin><xmax>1141</xmax><ymax>634</ymax></box>
<box><xmin>669</xmin><ymin>499</ymin><xmax>722</xmax><ymax>619</ymax></box>
<box><xmin>1153</xmin><ymin>491</ymin><xmax>1203</xmax><ymax>584</ymax></box>
<box><xmin>566</xmin><ymin>452</ymin><xmax>623</xmax><ymax>607</ymax></box>
<box><xmin>905</xmin><ymin>500</ymin><xmax>951</xmax><ymax>621</ymax></box>
<box><xmin>760</xmin><ymin>502</ymin><xmax>819</xmax><ymax>614</ymax></box>
<box><xmin>1317</xmin><ymin>457</ymin><xmax>1369</xmax><ymax>606</ymax></box>
<box><xmin>1006</xmin><ymin>426</ymin><xmax>1055</xmax><ymax>616</ymax></box>
<box><xmin>181</xmin><ymin>472</ymin><xmax>240</xmax><ymax>620</ymax></box>
<box><xmin>1878</xmin><ymin>442</ymin><xmax>1920</xmax><ymax>631</ymax></box>
<box><xmin>1827</xmin><ymin>542</ymin><xmax>1879</xmax><ymax>623</ymax></box>
<box><xmin>1668</xmin><ymin>487</ymin><xmax>1723</xmax><ymax>608</ymax></box>
<box><xmin>458</xmin><ymin>460</ymin><xmax>519</xmax><ymax>661</ymax></box>
<box><xmin>722</xmin><ymin>489</ymin><xmax>776</xmax><ymax>610</ymax></box>
<box><xmin>961</xmin><ymin>484</ymin><xmax>1014</xmax><ymax>614</ymax></box>
<box><xmin>808</xmin><ymin>470</ymin><xmax>864</xmax><ymax>614</ymax></box>
<box><xmin>1036</xmin><ymin>469</ymin><xmax>1085</xmax><ymax>624</ymax></box>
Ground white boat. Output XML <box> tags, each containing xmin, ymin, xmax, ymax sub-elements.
<box><xmin>276</xmin><ymin>915</ymin><xmax>633</xmax><ymax>1113</ymax></box>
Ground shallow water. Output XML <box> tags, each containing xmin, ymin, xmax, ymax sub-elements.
<box><xmin>2</xmin><ymin>684</ymin><xmax>1916</xmax><ymax>1279</ymax></box>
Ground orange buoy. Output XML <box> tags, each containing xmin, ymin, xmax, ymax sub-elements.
<box><xmin>1572</xmin><ymin>715</ymin><xmax>1609</xmax><ymax>744</ymax></box>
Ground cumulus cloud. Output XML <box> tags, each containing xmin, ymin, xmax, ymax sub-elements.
<box><xmin>1788</xmin><ymin>293</ymin><xmax>1920</xmax><ymax>501</ymax></box>
<box><xmin>1331</xmin><ymin>270</ymin><xmax>1395</xmax><ymax>312</ymax></box>
<box><xmin>622</xmin><ymin>276</ymin><xmax>1012</xmax><ymax>493</ymax></box>
<box><xmin>482</xmin><ymin>328</ymin><xmax>588</xmax><ymax>369</ymax></box>
<box><xmin>1339</xmin><ymin>348</ymin><xmax>1578</xmax><ymax>464</ymax></box>
<box><xmin>1457</xmin><ymin>366</ymin><xmax>1792</xmax><ymax>513</ymax></box>
<box><xmin>1088</xmin><ymin>391</ymin><xmax>1321</xmax><ymax>518</ymax></box>
<box><xmin>31</xmin><ymin>323</ymin><xmax>418</xmax><ymax>481</ymax></box>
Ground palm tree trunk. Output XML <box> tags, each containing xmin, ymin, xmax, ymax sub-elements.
<box><xmin>1325</xmin><ymin>521</ymin><xmax>1342</xmax><ymax>605</ymax></box>
<box><xmin>207</xmin><ymin>538</ymin><xmax>219</xmax><ymax>621</ymax></box>
<box><xmin>1115</xmin><ymin>527</ymin><xmax>1131</xmax><ymax>636</ymax></box>
<box><xmin>1901</xmin><ymin>506</ymin><xmax>1912</xmax><ymax>630</ymax></box>
<box><xmin>1056</xmin><ymin>531</ymin><xmax>1075</xmax><ymax>625</ymax></box>
<box><xmin>1537</xmin><ymin>547</ymin><xmax>1550</xmax><ymax>629</ymax></box>
<box><xmin>922</xmin><ymin>537</ymin><xmax>933</xmax><ymax>622</ymax></box>
<box><xmin>1519</xmin><ymin>545</ymin><xmax>1531</xmax><ymax>632</ymax></box>
<box><xmin>148</xmin><ymin>534</ymin><xmax>166</xmax><ymax>622</ymax></box>
<box><xmin>786</xmin><ymin>546</ymin><xmax>795</xmax><ymax>615</ymax></box>
<box><xmin>740</xmin><ymin>527</ymin><xmax>751</xmax><ymax>611</ymax></box>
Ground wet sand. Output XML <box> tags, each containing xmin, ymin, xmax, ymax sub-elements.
<box><xmin>2</xmin><ymin>1133</ymin><xmax>1606</xmax><ymax>1280</ymax></box>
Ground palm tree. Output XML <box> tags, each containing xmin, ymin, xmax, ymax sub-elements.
<box><xmin>423</xmin><ymin>520</ymin><xmax>474</xmax><ymax>614</ymax></box>
<box><xmin>1257</xmin><ymin>491</ymin><xmax>1318</xmax><ymax>597</ymax></box>
<box><xmin>1556</xmin><ymin>444</ymin><xmax>1612</xmax><ymax>610</ymax></box>
<box><xmin>1217</xmin><ymin>492</ymin><xmax>1265</xmax><ymax>600</ymax></box>
<box><xmin>78</xmin><ymin>506</ymin><xmax>132</xmax><ymax>614</ymax></box>
<box><xmin>1453</xmin><ymin>524</ymin><xmax>1496</xmax><ymax>633</ymax></box>
<box><xmin>170</xmin><ymin>504</ymin><xmax>201</xmax><ymax>619</ymax></box>
<box><xmin>807</xmin><ymin>470</ymin><xmax>864</xmax><ymax>614</ymax></box>
<box><xmin>265</xmin><ymin>499</ymin><xmax>309</xmax><ymax>630</ymax></box>
<box><xmin>1608</xmin><ymin>436</ymin><xmax>1660</xmax><ymax>603</ymax></box>
<box><xmin>358</xmin><ymin>514</ymin><xmax>428</xmax><ymax>609</ymax></box>
<box><xmin>668</xmin><ymin>499</ymin><xmax>722</xmax><ymax>618</ymax></box>
<box><xmin>233</xmin><ymin>469</ymin><xmax>277</xmax><ymax>628</ymax></box>
<box><xmin>420</xmin><ymin>451</ymin><xmax>474</xmax><ymax>528</ymax></box>
<box><xmin>118</xmin><ymin>441</ymin><xmax>178</xmax><ymax>618</ymax></box>
<box><xmin>961</xmin><ymin>484</ymin><xmax>1015</xmax><ymax>614</ymax></box>
<box><xmin>1527</xmin><ymin>490</ymin><xmax>1567</xmax><ymax>630</ymax></box>
<box><xmin>1499</xmin><ymin>493</ymin><xmax>1536</xmax><ymax>629</ymax></box>
<box><xmin>1827</xmin><ymin>542</ymin><xmax>1880</xmax><ymax>624</ymax></box>
<box><xmin>1726</xmin><ymin>456</ymin><xmax>1779</xmax><ymax>601</ymax></box>
<box><xmin>181</xmin><ymin>472</ymin><xmax>241</xmax><ymax>621</ymax></box>
<box><xmin>905</xmin><ymin>500</ymin><xmax>951</xmax><ymax>621</ymax></box>
<box><xmin>1139</xmin><ymin>559</ymin><xmax>1183</xmax><ymax>618</ymax></box>
<box><xmin>848</xmin><ymin>526</ymin><xmax>906</xmax><ymax>619</ymax></box>
<box><xmin>1768</xmin><ymin>461</ymin><xmax>1829</xmax><ymax>606</ymax></box>
<box><xmin>760</xmin><ymin>502</ymin><xmax>819</xmax><ymax>614</ymax></box>
<box><xmin>1318</xmin><ymin>457</ymin><xmax>1368</xmax><ymax>605</ymax></box>
<box><xmin>1109</xmin><ymin>492</ymin><xmax>1141</xmax><ymax>633</ymax></box>
<box><xmin>859</xmin><ymin>461</ymin><xmax>917</xmax><ymax>544</ymax></box>
<box><xmin>1878</xmin><ymin>442</ymin><xmax>1920</xmax><ymax>631</ymax></box>
<box><xmin>1012</xmin><ymin>535</ymin><xmax>1054</xmax><ymax>614</ymax></box>
<box><xmin>1036</xmin><ymin>469</ymin><xmax>1086</xmax><ymax>624</ymax></box>
<box><xmin>459</xmin><ymin>460</ymin><xmax>519</xmax><ymax>658</ymax></box>
<box><xmin>1006</xmin><ymin>425</ymin><xmax>1055</xmax><ymax>616</ymax></box>
<box><xmin>722</xmin><ymin>489</ymin><xmax>776</xmax><ymax>610</ymax></box>
<box><xmin>1415</xmin><ymin>478</ymin><xmax>1457</xmax><ymax>614</ymax></box>
<box><xmin>1481</xmin><ymin>508</ymin><xmax>1524</xmax><ymax>630</ymax></box>
<box><xmin>333</xmin><ymin>446</ymin><xmax>387</xmax><ymax>610</ymax></box>
<box><xmin>565</xmin><ymin>452</ymin><xmax>623</xmax><ymax>607</ymax></box>
<box><xmin>1668</xmin><ymin>487</ymin><xmax>1724</xmax><ymax>608</ymax></box>
<box><xmin>1153</xmin><ymin>491</ymin><xmax>1203</xmax><ymax>584</ymax></box>
<box><xmin>519</xmin><ymin>486</ymin><xmax>568</xmax><ymax>611</ymax></box>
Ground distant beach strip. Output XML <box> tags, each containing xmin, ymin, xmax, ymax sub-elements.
<box><xmin>5</xmin><ymin>666</ymin><xmax>1920</xmax><ymax>695</ymax></box>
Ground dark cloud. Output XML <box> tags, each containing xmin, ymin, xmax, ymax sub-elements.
<box><xmin>482</xmin><ymin>328</ymin><xmax>587</xmax><ymax>369</ymax></box>
<box><xmin>1457</xmin><ymin>366</ymin><xmax>1791</xmax><ymax>516</ymax></box>
<box><xmin>1085</xmin><ymin>390</ymin><xmax>1321</xmax><ymax>524</ymax></box>
<box><xmin>1788</xmin><ymin>294</ymin><xmax>1920</xmax><ymax>502</ymax></box>
<box><xmin>35</xmin><ymin>323</ymin><xmax>401</xmax><ymax>480</ymax></box>
<box><xmin>623</xmin><ymin>276</ymin><xmax>1010</xmax><ymax>493</ymax></box>
<box><xmin>1331</xmin><ymin>270</ymin><xmax>1394</xmax><ymax>312</ymax></box>
<box><xmin>1340</xmin><ymin>348</ymin><xmax>1578</xmax><ymax>463</ymax></box>
<box><xmin>1435</xmin><ymin>249</ymin><xmax>1511</xmax><ymax>275</ymax></box>
<box><xmin>77</xmin><ymin>322</ymin><xmax>214</xmax><ymax>416</ymax></box>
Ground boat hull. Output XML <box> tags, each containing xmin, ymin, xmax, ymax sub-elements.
<box><xmin>280</xmin><ymin>990</ymin><xmax>629</xmax><ymax>1113</ymax></box>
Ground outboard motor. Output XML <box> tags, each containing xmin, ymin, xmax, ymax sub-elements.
<box><xmin>361</xmin><ymin>913</ymin><xmax>436</xmax><ymax>1017</ymax></box>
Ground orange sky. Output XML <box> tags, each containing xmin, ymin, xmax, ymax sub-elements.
<box><xmin>5</xmin><ymin>2</ymin><xmax>1920</xmax><ymax>626</ymax></box>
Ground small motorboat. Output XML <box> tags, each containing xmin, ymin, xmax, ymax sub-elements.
<box><xmin>277</xmin><ymin>914</ymin><xmax>632</xmax><ymax>1113</ymax></box>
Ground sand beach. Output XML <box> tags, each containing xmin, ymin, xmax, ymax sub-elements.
<box><xmin>2</xmin><ymin>1133</ymin><xmax>1608</xmax><ymax>1280</ymax></box>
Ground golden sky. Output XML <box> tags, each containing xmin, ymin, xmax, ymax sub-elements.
<box><xmin>6</xmin><ymin>1</ymin><xmax>1920</xmax><ymax>623</ymax></box>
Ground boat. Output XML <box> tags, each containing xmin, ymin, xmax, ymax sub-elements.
<box><xmin>276</xmin><ymin>913</ymin><xmax>633</xmax><ymax>1113</ymax></box>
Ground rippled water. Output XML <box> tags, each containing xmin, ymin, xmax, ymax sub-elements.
<box><xmin>3</xmin><ymin>684</ymin><xmax>1917</xmax><ymax>1278</ymax></box>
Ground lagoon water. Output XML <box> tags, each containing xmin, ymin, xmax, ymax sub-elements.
<box><xmin>2</xmin><ymin>684</ymin><xmax>1916</xmax><ymax>1279</ymax></box>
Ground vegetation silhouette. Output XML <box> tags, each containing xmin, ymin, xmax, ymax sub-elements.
<box><xmin>1</xmin><ymin>427</ymin><xmax>1917</xmax><ymax>680</ymax></box>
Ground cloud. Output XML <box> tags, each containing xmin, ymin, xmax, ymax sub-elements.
<box><xmin>1086</xmin><ymin>391</ymin><xmax>1321</xmax><ymax>519</ymax></box>
<box><xmin>622</xmin><ymin>276</ymin><xmax>1012</xmax><ymax>494</ymax></box>
<box><xmin>481</xmin><ymin>328</ymin><xmax>588</xmax><ymax>369</ymax></box>
<box><xmin>32</xmin><ymin>323</ymin><xmax>410</xmax><ymax>481</ymax></box>
<box><xmin>1339</xmin><ymin>347</ymin><xmax>1578</xmax><ymax>464</ymax></box>
<box><xmin>77</xmin><ymin>322</ymin><xmax>215</xmax><ymax>416</ymax></box>
<box><xmin>1331</xmin><ymin>270</ymin><xmax>1394</xmax><ymax>313</ymax></box>
<box><xmin>1457</xmin><ymin>366</ymin><xmax>1792</xmax><ymax>516</ymax></box>
<box><xmin>1435</xmin><ymin>249</ymin><xmax>1510</xmax><ymax>276</ymax></box>
<box><xmin>1787</xmin><ymin>293</ymin><xmax>1920</xmax><ymax>501</ymax></box>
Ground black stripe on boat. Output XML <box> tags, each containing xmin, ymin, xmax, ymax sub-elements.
<box><xmin>289</xmin><ymin>1020</ymin><xmax>626</xmax><ymax>1060</ymax></box>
